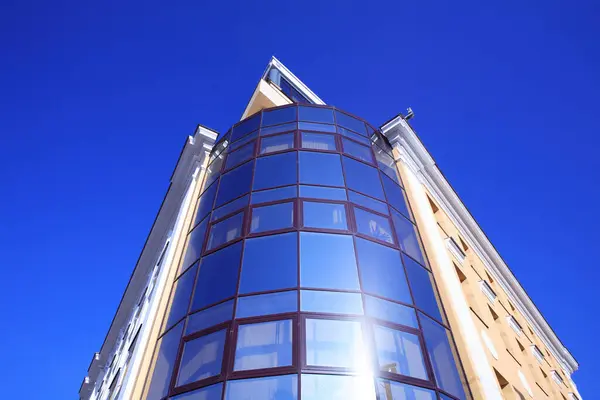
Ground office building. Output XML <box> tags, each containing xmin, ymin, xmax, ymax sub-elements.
<box><xmin>79</xmin><ymin>57</ymin><xmax>581</xmax><ymax>400</ymax></box>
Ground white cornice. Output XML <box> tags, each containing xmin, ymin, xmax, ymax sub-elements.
<box><xmin>262</xmin><ymin>56</ymin><xmax>326</xmax><ymax>105</ymax></box>
<box><xmin>381</xmin><ymin>116</ymin><xmax>578</xmax><ymax>376</ymax></box>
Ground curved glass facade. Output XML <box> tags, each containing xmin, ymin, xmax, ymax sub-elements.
<box><xmin>147</xmin><ymin>105</ymin><xmax>470</xmax><ymax>400</ymax></box>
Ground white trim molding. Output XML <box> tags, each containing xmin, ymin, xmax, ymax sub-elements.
<box><xmin>507</xmin><ymin>315</ymin><xmax>523</xmax><ymax>336</ymax></box>
<box><xmin>480</xmin><ymin>280</ymin><xmax>497</xmax><ymax>304</ymax></box>
<box><xmin>380</xmin><ymin>115</ymin><xmax>579</xmax><ymax>377</ymax></box>
<box><xmin>531</xmin><ymin>344</ymin><xmax>545</xmax><ymax>364</ymax></box>
<box><xmin>445</xmin><ymin>237</ymin><xmax>467</xmax><ymax>264</ymax></box>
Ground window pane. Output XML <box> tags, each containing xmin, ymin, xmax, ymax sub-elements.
<box><xmin>305</xmin><ymin>318</ymin><xmax>365</xmax><ymax>369</ymax></box>
<box><xmin>374</xmin><ymin>147</ymin><xmax>402</xmax><ymax>184</ymax></box>
<box><xmin>215</xmin><ymin>161</ymin><xmax>254</xmax><ymax>207</ymax></box>
<box><xmin>343</xmin><ymin>156</ymin><xmax>384</xmax><ymax>200</ymax></box>
<box><xmin>300</xmin><ymin>232</ymin><xmax>360</xmax><ymax>290</ymax></box>
<box><xmin>260</xmin><ymin>132</ymin><xmax>294</xmax><ymax>154</ymax></box>
<box><xmin>204</xmin><ymin>155</ymin><xmax>224</xmax><ymax>188</ymax></box>
<box><xmin>186</xmin><ymin>300</ymin><xmax>234</xmax><ymax>335</ymax></box>
<box><xmin>404</xmin><ymin>257</ymin><xmax>444</xmax><ymax>323</ymax></box>
<box><xmin>181</xmin><ymin>218</ymin><xmax>208</xmax><ymax>273</ymax></box>
<box><xmin>230</xmin><ymin>130</ymin><xmax>258</xmax><ymax>152</ymax></box>
<box><xmin>225</xmin><ymin>141</ymin><xmax>254</xmax><ymax>170</ymax></box>
<box><xmin>301</xmin><ymin>132</ymin><xmax>336</xmax><ymax>151</ymax></box>
<box><xmin>146</xmin><ymin>322</ymin><xmax>183</xmax><ymax>400</ymax></box>
<box><xmin>354</xmin><ymin>207</ymin><xmax>395</xmax><ymax>244</ymax></box>
<box><xmin>252</xmin><ymin>185</ymin><xmax>297</xmax><ymax>204</ymax></box>
<box><xmin>236</xmin><ymin>291</ymin><xmax>298</xmax><ymax>318</ymax></box>
<box><xmin>262</xmin><ymin>106</ymin><xmax>297</xmax><ymax>127</ymax></box>
<box><xmin>193</xmin><ymin>182</ymin><xmax>218</xmax><ymax>227</ymax></box>
<box><xmin>207</xmin><ymin>211</ymin><xmax>243</xmax><ymax>250</ymax></box>
<box><xmin>342</xmin><ymin>138</ymin><xmax>374</xmax><ymax>164</ymax></box>
<box><xmin>338</xmin><ymin>126</ymin><xmax>371</xmax><ymax>145</ymax></box>
<box><xmin>335</xmin><ymin>111</ymin><xmax>367</xmax><ymax>136</ymax></box>
<box><xmin>225</xmin><ymin>375</ymin><xmax>297</xmax><ymax>400</ymax></box>
<box><xmin>176</xmin><ymin>330</ymin><xmax>226</xmax><ymax>386</ymax></box>
<box><xmin>234</xmin><ymin>320</ymin><xmax>293</xmax><ymax>371</ymax></box>
<box><xmin>192</xmin><ymin>242</ymin><xmax>241</xmax><ymax>311</ymax></box>
<box><xmin>254</xmin><ymin>152</ymin><xmax>297</xmax><ymax>190</ymax></box>
<box><xmin>299</xmin><ymin>185</ymin><xmax>346</xmax><ymax>201</ymax></box>
<box><xmin>420</xmin><ymin>314</ymin><xmax>467</xmax><ymax>399</ymax></box>
<box><xmin>348</xmin><ymin>190</ymin><xmax>388</xmax><ymax>215</ymax></box>
<box><xmin>355</xmin><ymin>237</ymin><xmax>412</xmax><ymax>304</ymax></box>
<box><xmin>302</xmin><ymin>374</ymin><xmax>376</xmax><ymax>400</ymax></box>
<box><xmin>391</xmin><ymin>210</ymin><xmax>427</xmax><ymax>266</ymax></box>
<box><xmin>301</xmin><ymin>290</ymin><xmax>363</xmax><ymax>315</ymax></box>
<box><xmin>211</xmin><ymin>194</ymin><xmax>248</xmax><ymax>222</ymax></box>
<box><xmin>381</xmin><ymin>173</ymin><xmax>411</xmax><ymax>219</ymax></box>
<box><xmin>373</xmin><ymin>325</ymin><xmax>427</xmax><ymax>380</ymax></box>
<box><xmin>231</xmin><ymin>113</ymin><xmax>260</xmax><ymax>142</ymax></box>
<box><xmin>250</xmin><ymin>202</ymin><xmax>294</xmax><ymax>233</ymax></box>
<box><xmin>303</xmin><ymin>201</ymin><xmax>347</xmax><ymax>230</ymax></box>
<box><xmin>239</xmin><ymin>233</ymin><xmax>298</xmax><ymax>294</ymax></box>
<box><xmin>171</xmin><ymin>383</ymin><xmax>223</xmax><ymax>400</ymax></box>
<box><xmin>298</xmin><ymin>106</ymin><xmax>334</xmax><ymax>123</ymax></box>
<box><xmin>260</xmin><ymin>122</ymin><xmax>297</xmax><ymax>136</ymax></box>
<box><xmin>375</xmin><ymin>379</ymin><xmax>436</xmax><ymax>400</ymax></box>
<box><xmin>164</xmin><ymin>265</ymin><xmax>197</xmax><ymax>332</ymax></box>
<box><xmin>364</xmin><ymin>295</ymin><xmax>418</xmax><ymax>329</ymax></box>
<box><xmin>298</xmin><ymin>121</ymin><xmax>336</xmax><ymax>132</ymax></box>
<box><xmin>299</xmin><ymin>152</ymin><xmax>344</xmax><ymax>187</ymax></box>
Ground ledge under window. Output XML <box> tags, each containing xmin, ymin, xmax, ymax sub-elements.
<box><xmin>445</xmin><ymin>237</ymin><xmax>466</xmax><ymax>264</ymax></box>
<box><xmin>531</xmin><ymin>344</ymin><xmax>545</xmax><ymax>364</ymax></box>
<box><xmin>480</xmin><ymin>280</ymin><xmax>497</xmax><ymax>303</ymax></box>
<box><xmin>552</xmin><ymin>370</ymin><xmax>565</xmax><ymax>386</ymax></box>
<box><xmin>507</xmin><ymin>315</ymin><xmax>523</xmax><ymax>336</ymax></box>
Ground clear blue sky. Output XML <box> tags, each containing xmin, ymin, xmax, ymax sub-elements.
<box><xmin>1</xmin><ymin>1</ymin><xmax>598</xmax><ymax>398</ymax></box>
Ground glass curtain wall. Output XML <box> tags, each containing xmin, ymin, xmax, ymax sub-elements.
<box><xmin>146</xmin><ymin>105</ymin><xmax>471</xmax><ymax>400</ymax></box>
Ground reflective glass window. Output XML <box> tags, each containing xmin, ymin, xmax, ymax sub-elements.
<box><xmin>342</xmin><ymin>138</ymin><xmax>374</xmax><ymax>164</ymax></box>
<box><xmin>348</xmin><ymin>190</ymin><xmax>388</xmax><ymax>215</ymax></box>
<box><xmin>260</xmin><ymin>132</ymin><xmax>294</xmax><ymax>154</ymax></box>
<box><xmin>405</xmin><ymin>257</ymin><xmax>444</xmax><ymax>323</ymax></box>
<box><xmin>176</xmin><ymin>330</ymin><xmax>226</xmax><ymax>386</ymax></box>
<box><xmin>250</xmin><ymin>202</ymin><xmax>294</xmax><ymax>234</ymax></box>
<box><xmin>181</xmin><ymin>218</ymin><xmax>208</xmax><ymax>273</ymax></box>
<box><xmin>375</xmin><ymin>379</ymin><xmax>436</xmax><ymax>400</ymax></box>
<box><xmin>225</xmin><ymin>374</ymin><xmax>297</xmax><ymax>400</ymax></box>
<box><xmin>373</xmin><ymin>325</ymin><xmax>428</xmax><ymax>380</ymax></box>
<box><xmin>342</xmin><ymin>156</ymin><xmax>385</xmax><ymax>200</ymax></box>
<box><xmin>239</xmin><ymin>233</ymin><xmax>297</xmax><ymax>294</ymax></box>
<box><xmin>303</xmin><ymin>201</ymin><xmax>347</xmax><ymax>230</ymax></box>
<box><xmin>164</xmin><ymin>265</ymin><xmax>197</xmax><ymax>331</ymax></box>
<box><xmin>262</xmin><ymin>106</ymin><xmax>297</xmax><ymax>127</ymax></box>
<box><xmin>354</xmin><ymin>207</ymin><xmax>395</xmax><ymax>244</ymax></box>
<box><xmin>305</xmin><ymin>318</ymin><xmax>365</xmax><ymax>369</ymax></box>
<box><xmin>299</xmin><ymin>185</ymin><xmax>346</xmax><ymax>201</ymax></box>
<box><xmin>211</xmin><ymin>194</ymin><xmax>248</xmax><ymax>222</ymax></box>
<box><xmin>193</xmin><ymin>182</ymin><xmax>218</xmax><ymax>228</ymax></box>
<box><xmin>215</xmin><ymin>161</ymin><xmax>254</xmax><ymax>207</ymax></box>
<box><xmin>231</xmin><ymin>113</ymin><xmax>260</xmax><ymax>142</ymax></box>
<box><xmin>260</xmin><ymin>122</ymin><xmax>297</xmax><ymax>136</ymax></box>
<box><xmin>204</xmin><ymin>155</ymin><xmax>224</xmax><ymax>188</ymax></box>
<box><xmin>298</xmin><ymin>106</ymin><xmax>334</xmax><ymax>123</ymax></box>
<box><xmin>254</xmin><ymin>152</ymin><xmax>297</xmax><ymax>191</ymax></box>
<box><xmin>236</xmin><ymin>291</ymin><xmax>298</xmax><ymax>318</ymax></box>
<box><xmin>364</xmin><ymin>295</ymin><xmax>418</xmax><ymax>329</ymax></box>
<box><xmin>391</xmin><ymin>210</ymin><xmax>427</xmax><ymax>266</ymax></box>
<box><xmin>301</xmin><ymin>132</ymin><xmax>336</xmax><ymax>151</ymax></box>
<box><xmin>335</xmin><ymin>111</ymin><xmax>367</xmax><ymax>136</ymax></box>
<box><xmin>225</xmin><ymin>141</ymin><xmax>254</xmax><ymax>171</ymax></box>
<box><xmin>355</xmin><ymin>237</ymin><xmax>412</xmax><ymax>304</ymax></box>
<box><xmin>229</xmin><ymin>131</ymin><xmax>258</xmax><ymax>152</ymax></box>
<box><xmin>298</xmin><ymin>121</ymin><xmax>336</xmax><ymax>132</ymax></box>
<box><xmin>252</xmin><ymin>185</ymin><xmax>297</xmax><ymax>204</ymax></box>
<box><xmin>234</xmin><ymin>320</ymin><xmax>293</xmax><ymax>371</ymax></box>
<box><xmin>375</xmin><ymin>148</ymin><xmax>402</xmax><ymax>184</ymax></box>
<box><xmin>146</xmin><ymin>322</ymin><xmax>183</xmax><ymax>400</ymax></box>
<box><xmin>302</xmin><ymin>374</ymin><xmax>376</xmax><ymax>400</ymax></box>
<box><xmin>420</xmin><ymin>313</ymin><xmax>466</xmax><ymax>399</ymax></box>
<box><xmin>299</xmin><ymin>152</ymin><xmax>344</xmax><ymax>187</ymax></box>
<box><xmin>382</xmin><ymin>173</ymin><xmax>411</xmax><ymax>219</ymax></box>
<box><xmin>191</xmin><ymin>242</ymin><xmax>241</xmax><ymax>311</ymax></box>
<box><xmin>171</xmin><ymin>383</ymin><xmax>223</xmax><ymax>400</ymax></box>
<box><xmin>301</xmin><ymin>290</ymin><xmax>363</xmax><ymax>315</ymax></box>
<box><xmin>207</xmin><ymin>211</ymin><xmax>243</xmax><ymax>250</ymax></box>
<box><xmin>300</xmin><ymin>232</ymin><xmax>360</xmax><ymax>290</ymax></box>
<box><xmin>338</xmin><ymin>126</ymin><xmax>371</xmax><ymax>145</ymax></box>
<box><xmin>186</xmin><ymin>300</ymin><xmax>234</xmax><ymax>335</ymax></box>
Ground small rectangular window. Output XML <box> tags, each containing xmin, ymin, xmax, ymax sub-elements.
<box><xmin>260</xmin><ymin>132</ymin><xmax>294</xmax><ymax>154</ymax></box>
<box><xmin>354</xmin><ymin>207</ymin><xmax>395</xmax><ymax>244</ymax></box>
<box><xmin>234</xmin><ymin>319</ymin><xmax>293</xmax><ymax>371</ymax></box>
<box><xmin>374</xmin><ymin>325</ymin><xmax>428</xmax><ymax>380</ymax></box>
<box><xmin>225</xmin><ymin>374</ymin><xmax>297</xmax><ymax>400</ymax></box>
<box><xmin>298</xmin><ymin>122</ymin><xmax>337</xmax><ymax>133</ymax></box>
<box><xmin>251</xmin><ymin>185</ymin><xmax>297</xmax><ymax>204</ymax></box>
<box><xmin>250</xmin><ymin>202</ymin><xmax>294</xmax><ymax>234</ymax></box>
<box><xmin>236</xmin><ymin>291</ymin><xmax>297</xmax><ymax>318</ymax></box>
<box><xmin>298</xmin><ymin>106</ymin><xmax>334</xmax><ymax>124</ymax></box>
<box><xmin>335</xmin><ymin>111</ymin><xmax>368</xmax><ymax>136</ymax></box>
<box><xmin>301</xmin><ymin>132</ymin><xmax>336</xmax><ymax>151</ymax></box>
<box><xmin>211</xmin><ymin>194</ymin><xmax>248</xmax><ymax>222</ymax></box>
<box><xmin>299</xmin><ymin>185</ymin><xmax>347</xmax><ymax>201</ymax></box>
<box><xmin>303</xmin><ymin>201</ymin><xmax>348</xmax><ymax>231</ymax></box>
<box><xmin>342</xmin><ymin>138</ymin><xmax>374</xmax><ymax>164</ymax></box>
<box><xmin>259</xmin><ymin>122</ymin><xmax>297</xmax><ymax>136</ymax></box>
<box><xmin>305</xmin><ymin>318</ymin><xmax>366</xmax><ymax>369</ymax></box>
<box><xmin>176</xmin><ymin>329</ymin><xmax>226</xmax><ymax>387</ymax></box>
<box><xmin>261</xmin><ymin>106</ymin><xmax>297</xmax><ymax>127</ymax></box>
<box><xmin>224</xmin><ymin>141</ymin><xmax>255</xmax><ymax>171</ymax></box>
<box><xmin>348</xmin><ymin>190</ymin><xmax>388</xmax><ymax>215</ymax></box>
<box><xmin>301</xmin><ymin>290</ymin><xmax>363</xmax><ymax>315</ymax></box>
<box><xmin>207</xmin><ymin>211</ymin><xmax>244</xmax><ymax>250</ymax></box>
<box><xmin>186</xmin><ymin>300</ymin><xmax>234</xmax><ymax>335</ymax></box>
